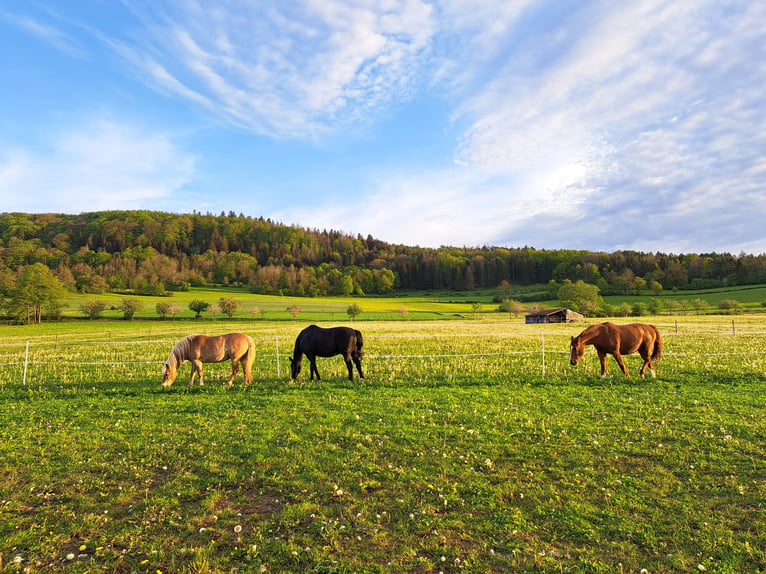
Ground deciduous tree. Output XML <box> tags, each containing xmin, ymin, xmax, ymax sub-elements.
<box><xmin>188</xmin><ymin>299</ymin><xmax>209</xmax><ymax>318</ymax></box>
<box><xmin>10</xmin><ymin>263</ymin><xmax>66</xmax><ymax>324</ymax></box>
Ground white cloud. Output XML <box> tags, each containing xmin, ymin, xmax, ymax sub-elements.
<box><xmin>114</xmin><ymin>0</ymin><xmax>436</xmax><ymax>139</ymax></box>
<box><xmin>1</xmin><ymin>11</ymin><xmax>86</xmax><ymax>57</ymax></box>
<box><xmin>439</xmin><ymin>1</ymin><xmax>766</xmax><ymax>252</ymax></box>
<box><xmin>0</xmin><ymin>119</ymin><xmax>195</xmax><ymax>213</ymax></box>
<box><xmin>280</xmin><ymin>1</ymin><xmax>766</xmax><ymax>253</ymax></box>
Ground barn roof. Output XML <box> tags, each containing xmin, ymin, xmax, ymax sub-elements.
<box><xmin>526</xmin><ymin>307</ymin><xmax>570</xmax><ymax>317</ymax></box>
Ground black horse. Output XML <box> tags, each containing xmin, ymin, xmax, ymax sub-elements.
<box><xmin>290</xmin><ymin>325</ymin><xmax>364</xmax><ymax>381</ymax></box>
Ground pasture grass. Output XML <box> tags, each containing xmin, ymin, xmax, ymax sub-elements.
<box><xmin>0</xmin><ymin>316</ymin><xmax>765</xmax><ymax>572</ymax></box>
<box><xmin>50</xmin><ymin>282</ymin><xmax>766</xmax><ymax>323</ymax></box>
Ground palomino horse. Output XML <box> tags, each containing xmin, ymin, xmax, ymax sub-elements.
<box><xmin>290</xmin><ymin>325</ymin><xmax>364</xmax><ymax>381</ymax></box>
<box><xmin>570</xmin><ymin>322</ymin><xmax>662</xmax><ymax>378</ymax></box>
<box><xmin>162</xmin><ymin>333</ymin><xmax>255</xmax><ymax>387</ymax></box>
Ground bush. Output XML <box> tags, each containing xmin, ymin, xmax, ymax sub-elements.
<box><xmin>80</xmin><ymin>299</ymin><xmax>107</xmax><ymax>319</ymax></box>
<box><xmin>347</xmin><ymin>303</ymin><xmax>363</xmax><ymax>320</ymax></box>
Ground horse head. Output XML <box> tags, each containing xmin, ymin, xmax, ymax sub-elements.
<box><xmin>569</xmin><ymin>335</ymin><xmax>585</xmax><ymax>365</ymax></box>
<box><xmin>161</xmin><ymin>360</ymin><xmax>178</xmax><ymax>387</ymax></box>
<box><xmin>289</xmin><ymin>356</ymin><xmax>302</xmax><ymax>379</ymax></box>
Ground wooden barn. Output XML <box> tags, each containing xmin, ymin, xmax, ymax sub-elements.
<box><xmin>524</xmin><ymin>307</ymin><xmax>585</xmax><ymax>324</ymax></box>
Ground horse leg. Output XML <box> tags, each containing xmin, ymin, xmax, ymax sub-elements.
<box><xmin>227</xmin><ymin>358</ymin><xmax>239</xmax><ymax>387</ymax></box>
<box><xmin>597</xmin><ymin>351</ymin><xmax>608</xmax><ymax>378</ymax></box>
<box><xmin>639</xmin><ymin>349</ymin><xmax>656</xmax><ymax>378</ymax></box>
<box><xmin>639</xmin><ymin>358</ymin><xmax>651</xmax><ymax>378</ymax></box>
<box><xmin>190</xmin><ymin>360</ymin><xmax>203</xmax><ymax>386</ymax></box>
<box><xmin>353</xmin><ymin>356</ymin><xmax>364</xmax><ymax>380</ymax></box>
<box><xmin>344</xmin><ymin>357</ymin><xmax>354</xmax><ymax>381</ymax></box>
<box><xmin>612</xmin><ymin>352</ymin><xmax>630</xmax><ymax>378</ymax></box>
<box><xmin>308</xmin><ymin>354</ymin><xmax>320</xmax><ymax>380</ymax></box>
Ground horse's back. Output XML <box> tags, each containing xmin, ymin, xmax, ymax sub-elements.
<box><xmin>191</xmin><ymin>333</ymin><xmax>248</xmax><ymax>361</ymax></box>
<box><xmin>615</xmin><ymin>322</ymin><xmax>660</xmax><ymax>352</ymax></box>
<box><xmin>298</xmin><ymin>325</ymin><xmax>361</xmax><ymax>357</ymax></box>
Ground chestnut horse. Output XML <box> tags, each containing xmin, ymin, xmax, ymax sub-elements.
<box><xmin>162</xmin><ymin>333</ymin><xmax>255</xmax><ymax>387</ymax></box>
<box><xmin>290</xmin><ymin>325</ymin><xmax>364</xmax><ymax>381</ymax></box>
<box><xmin>570</xmin><ymin>322</ymin><xmax>662</xmax><ymax>378</ymax></box>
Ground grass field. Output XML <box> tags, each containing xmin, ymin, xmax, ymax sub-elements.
<box><xmin>1</xmin><ymin>315</ymin><xmax>765</xmax><ymax>572</ymax></box>
<box><xmin>48</xmin><ymin>283</ymin><xmax>766</xmax><ymax>323</ymax></box>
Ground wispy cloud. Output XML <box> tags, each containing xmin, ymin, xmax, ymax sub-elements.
<box><xmin>0</xmin><ymin>119</ymin><xmax>195</xmax><ymax>213</ymax></box>
<box><xmin>1</xmin><ymin>10</ymin><xmax>86</xmax><ymax>57</ymax></box>
<box><xmin>113</xmin><ymin>0</ymin><xmax>437</xmax><ymax>139</ymax></box>
<box><xmin>275</xmin><ymin>1</ymin><xmax>766</xmax><ymax>253</ymax></box>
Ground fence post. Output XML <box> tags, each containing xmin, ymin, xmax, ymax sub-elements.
<box><xmin>732</xmin><ymin>320</ymin><xmax>736</xmax><ymax>336</ymax></box>
<box><xmin>275</xmin><ymin>335</ymin><xmax>280</xmax><ymax>378</ymax></box>
<box><xmin>23</xmin><ymin>341</ymin><xmax>29</xmax><ymax>386</ymax></box>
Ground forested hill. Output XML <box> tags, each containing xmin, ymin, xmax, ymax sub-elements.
<box><xmin>2</xmin><ymin>210</ymin><xmax>766</xmax><ymax>297</ymax></box>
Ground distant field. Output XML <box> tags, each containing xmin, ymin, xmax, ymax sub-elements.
<box><xmin>50</xmin><ymin>283</ymin><xmax>766</xmax><ymax>323</ymax></box>
<box><xmin>57</xmin><ymin>287</ymin><xmax>484</xmax><ymax>322</ymax></box>
<box><xmin>1</xmin><ymin>315</ymin><xmax>765</xmax><ymax>572</ymax></box>
<box><xmin>603</xmin><ymin>283</ymin><xmax>766</xmax><ymax>309</ymax></box>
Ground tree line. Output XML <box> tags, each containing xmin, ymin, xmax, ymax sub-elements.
<box><xmin>2</xmin><ymin>210</ymin><xmax>766</xmax><ymax>322</ymax></box>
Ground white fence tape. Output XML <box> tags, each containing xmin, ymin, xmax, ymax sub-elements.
<box><xmin>2</xmin><ymin>326</ymin><xmax>766</xmax><ymax>385</ymax></box>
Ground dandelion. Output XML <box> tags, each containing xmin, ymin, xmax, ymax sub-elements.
<box><xmin>66</xmin><ymin>553</ymin><xmax>75</xmax><ymax>561</ymax></box>
<box><xmin>698</xmin><ymin>565</ymin><xmax>706</xmax><ymax>572</ymax></box>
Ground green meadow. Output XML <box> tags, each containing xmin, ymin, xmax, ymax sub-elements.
<box><xmin>1</xmin><ymin>313</ymin><xmax>765</xmax><ymax>572</ymax></box>
<box><xmin>44</xmin><ymin>282</ymin><xmax>766</xmax><ymax>326</ymax></box>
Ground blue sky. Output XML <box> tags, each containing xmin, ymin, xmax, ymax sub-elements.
<box><xmin>1</xmin><ymin>1</ymin><xmax>765</xmax><ymax>254</ymax></box>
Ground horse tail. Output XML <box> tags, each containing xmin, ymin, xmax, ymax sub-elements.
<box><xmin>354</xmin><ymin>329</ymin><xmax>364</xmax><ymax>356</ymax></box>
<box><xmin>243</xmin><ymin>336</ymin><xmax>256</xmax><ymax>383</ymax></box>
<box><xmin>652</xmin><ymin>327</ymin><xmax>663</xmax><ymax>362</ymax></box>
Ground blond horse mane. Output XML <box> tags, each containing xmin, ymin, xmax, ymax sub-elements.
<box><xmin>164</xmin><ymin>335</ymin><xmax>193</xmax><ymax>379</ymax></box>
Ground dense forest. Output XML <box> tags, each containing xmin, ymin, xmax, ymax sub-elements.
<box><xmin>2</xmin><ymin>211</ymin><xmax>766</xmax><ymax>300</ymax></box>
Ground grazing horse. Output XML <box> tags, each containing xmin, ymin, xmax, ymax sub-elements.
<box><xmin>570</xmin><ymin>322</ymin><xmax>662</xmax><ymax>378</ymax></box>
<box><xmin>162</xmin><ymin>333</ymin><xmax>255</xmax><ymax>387</ymax></box>
<box><xmin>290</xmin><ymin>325</ymin><xmax>364</xmax><ymax>381</ymax></box>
